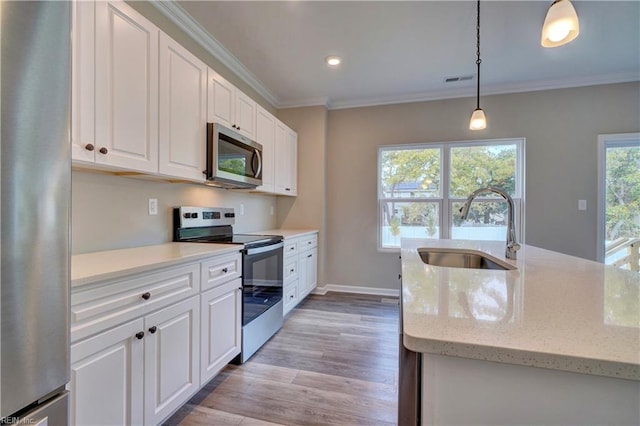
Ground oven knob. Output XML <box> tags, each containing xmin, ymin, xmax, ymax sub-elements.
<box><xmin>183</xmin><ymin>213</ymin><xmax>191</xmax><ymax>219</ymax></box>
<box><xmin>224</xmin><ymin>213</ymin><xmax>235</xmax><ymax>218</ymax></box>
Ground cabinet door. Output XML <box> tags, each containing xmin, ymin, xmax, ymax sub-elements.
<box><xmin>255</xmin><ymin>106</ymin><xmax>276</xmax><ymax>193</ymax></box>
<box><xmin>71</xmin><ymin>0</ymin><xmax>96</xmax><ymax>163</ymax></box>
<box><xmin>299</xmin><ymin>247</ymin><xmax>318</xmax><ymax>299</ymax></box>
<box><xmin>158</xmin><ymin>33</ymin><xmax>207</xmax><ymax>181</ymax></box>
<box><xmin>286</xmin><ymin>128</ymin><xmax>298</xmax><ymax>196</ymax></box>
<box><xmin>207</xmin><ymin>69</ymin><xmax>234</xmax><ymax>129</ymax></box>
<box><xmin>275</xmin><ymin>121</ymin><xmax>298</xmax><ymax>196</ymax></box>
<box><xmin>70</xmin><ymin>318</ymin><xmax>144</xmax><ymax>426</ymax></box>
<box><xmin>144</xmin><ymin>296</ymin><xmax>200</xmax><ymax>425</ymax></box>
<box><xmin>95</xmin><ymin>0</ymin><xmax>159</xmax><ymax>173</ymax></box>
<box><xmin>274</xmin><ymin>121</ymin><xmax>291</xmax><ymax>195</ymax></box>
<box><xmin>200</xmin><ymin>279</ymin><xmax>242</xmax><ymax>384</ymax></box>
<box><xmin>234</xmin><ymin>90</ymin><xmax>257</xmax><ymax>139</ymax></box>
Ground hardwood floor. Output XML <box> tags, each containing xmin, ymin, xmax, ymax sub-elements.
<box><xmin>164</xmin><ymin>292</ymin><xmax>400</xmax><ymax>426</ymax></box>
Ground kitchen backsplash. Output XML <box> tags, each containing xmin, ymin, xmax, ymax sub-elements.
<box><xmin>72</xmin><ymin>170</ymin><xmax>277</xmax><ymax>254</ymax></box>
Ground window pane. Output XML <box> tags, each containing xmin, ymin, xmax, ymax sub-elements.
<box><xmin>380</xmin><ymin>147</ymin><xmax>441</xmax><ymax>198</ymax></box>
<box><xmin>450</xmin><ymin>144</ymin><xmax>517</xmax><ymax>198</ymax></box>
<box><xmin>604</xmin><ymin>144</ymin><xmax>640</xmax><ymax>271</ymax></box>
<box><xmin>381</xmin><ymin>201</ymin><xmax>439</xmax><ymax>248</ymax></box>
<box><xmin>451</xmin><ymin>200</ymin><xmax>509</xmax><ymax>241</ymax></box>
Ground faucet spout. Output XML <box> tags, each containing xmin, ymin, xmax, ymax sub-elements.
<box><xmin>459</xmin><ymin>187</ymin><xmax>520</xmax><ymax>260</ymax></box>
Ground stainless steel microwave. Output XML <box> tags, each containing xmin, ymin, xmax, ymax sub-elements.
<box><xmin>206</xmin><ymin>123</ymin><xmax>263</xmax><ymax>188</ymax></box>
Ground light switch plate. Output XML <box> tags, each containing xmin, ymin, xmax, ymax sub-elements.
<box><xmin>578</xmin><ymin>199</ymin><xmax>587</xmax><ymax>211</ymax></box>
<box><xmin>149</xmin><ymin>198</ymin><xmax>158</xmax><ymax>215</ymax></box>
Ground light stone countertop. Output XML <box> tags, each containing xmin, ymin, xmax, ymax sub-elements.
<box><xmin>72</xmin><ymin>243</ymin><xmax>240</xmax><ymax>287</ymax></box>
<box><xmin>251</xmin><ymin>229</ymin><xmax>318</xmax><ymax>239</ymax></box>
<box><xmin>401</xmin><ymin>238</ymin><xmax>640</xmax><ymax>381</ymax></box>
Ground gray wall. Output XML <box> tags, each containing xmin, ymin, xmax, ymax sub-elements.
<box><xmin>276</xmin><ymin>106</ymin><xmax>328</xmax><ymax>289</ymax></box>
<box><xmin>325</xmin><ymin>82</ymin><xmax>640</xmax><ymax>291</ymax></box>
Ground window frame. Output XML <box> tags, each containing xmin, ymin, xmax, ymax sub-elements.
<box><xmin>596</xmin><ymin>133</ymin><xmax>640</xmax><ymax>263</ymax></box>
<box><xmin>378</xmin><ymin>138</ymin><xmax>526</xmax><ymax>251</ymax></box>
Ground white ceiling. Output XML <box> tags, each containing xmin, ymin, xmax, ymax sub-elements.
<box><xmin>174</xmin><ymin>1</ymin><xmax>640</xmax><ymax>110</ymax></box>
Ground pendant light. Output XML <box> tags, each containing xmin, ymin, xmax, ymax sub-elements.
<box><xmin>541</xmin><ymin>0</ymin><xmax>580</xmax><ymax>48</ymax></box>
<box><xmin>469</xmin><ymin>0</ymin><xmax>486</xmax><ymax>131</ymax></box>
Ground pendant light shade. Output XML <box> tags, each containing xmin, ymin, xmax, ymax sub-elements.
<box><xmin>469</xmin><ymin>0</ymin><xmax>486</xmax><ymax>131</ymax></box>
<box><xmin>469</xmin><ymin>108</ymin><xmax>487</xmax><ymax>130</ymax></box>
<box><xmin>541</xmin><ymin>0</ymin><xmax>580</xmax><ymax>48</ymax></box>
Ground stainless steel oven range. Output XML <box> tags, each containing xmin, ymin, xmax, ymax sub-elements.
<box><xmin>173</xmin><ymin>206</ymin><xmax>283</xmax><ymax>363</ymax></box>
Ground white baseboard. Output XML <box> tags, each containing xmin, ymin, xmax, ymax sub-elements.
<box><xmin>313</xmin><ymin>284</ymin><xmax>400</xmax><ymax>298</ymax></box>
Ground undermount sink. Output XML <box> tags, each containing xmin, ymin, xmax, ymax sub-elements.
<box><xmin>417</xmin><ymin>248</ymin><xmax>517</xmax><ymax>270</ymax></box>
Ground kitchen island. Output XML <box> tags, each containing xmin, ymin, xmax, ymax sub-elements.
<box><xmin>400</xmin><ymin>238</ymin><xmax>639</xmax><ymax>425</ymax></box>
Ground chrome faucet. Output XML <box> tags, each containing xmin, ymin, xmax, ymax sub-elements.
<box><xmin>459</xmin><ymin>187</ymin><xmax>521</xmax><ymax>260</ymax></box>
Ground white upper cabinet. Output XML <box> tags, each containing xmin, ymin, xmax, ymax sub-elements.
<box><xmin>255</xmin><ymin>106</ymin><xmax>276</xmax><ymax>193</ymax></box>
<box><xmin>71</xmin><ymin>0</ymin><xmax>96</xmax><ymax>163</ymax></box>
<box><xmin>158</xmin><ymin>33</ymin><xmax>207</xmax><ymax>182</ymax></box>
<box><xmin>274</xmin><ymin>121</ymin><xmax>298</xmax><ymax>196</ymax></box>
<box><xmin>94</xmin><ymin>0</ymin><xmax>159</xmax><ymax>173</ymax></box>
<box><xmin>71</xmin><ymin>0</ymin><xmax>299</xmax><ymax>195</ymax></box>
<box><xmin>207</xmin><ymin>70</ymin><xmax>257</xmax><ymax>140</ymax></box>
<box><xmin>234</xmin><ymin>90</ymin><xmax>257</xmax><ymax>139</ymax></box>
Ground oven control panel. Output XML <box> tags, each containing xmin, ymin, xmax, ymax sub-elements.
<box><xmin>175</xmin><ymin>206</ymin><xmax>235</xmax><ymax>228</ymax></box>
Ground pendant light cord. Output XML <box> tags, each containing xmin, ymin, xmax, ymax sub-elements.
<box><xmin>475</xmin><ymin>0</ymin><xmax>481</xmax><ymax>110</ymax></box>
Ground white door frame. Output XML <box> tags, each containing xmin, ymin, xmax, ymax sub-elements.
<box><xmin>596</xmin><ymin>132</ymin><xmax>640</xmax><ymax>263</ymax></box>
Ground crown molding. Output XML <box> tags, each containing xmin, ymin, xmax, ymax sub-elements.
<box><xmin>138</xmin><ymin>1</ymin><xmax>640</xmax><ymax>112</ymax></box>
<box><xmin>281</xmin><ymin>72</ymin><xmax>639</xmax><ymax>111</ymax></box>
<box><xmin>277</xmin><ymin>97</ymin><xmax>330</xmax><ymax>110</ymax></box>
<box><xmin>151</xmin><ymin>0</ymin><xmax>280</xmax><ymax>108</ymax></box>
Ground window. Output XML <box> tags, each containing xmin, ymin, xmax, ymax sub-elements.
<box><xmin>597</xmin><ymin>133</ymin><xmax>640</xmax><ymax>271</ymax></box>
<box><xmin>378</xmin><ymin>139</ymin><xmax>525</xmax><ymax>250</ymax></box>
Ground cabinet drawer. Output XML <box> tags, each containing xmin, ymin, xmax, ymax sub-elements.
<box><xmin>71</xmin><ymin>263</ymin><xmax>200</xmax><ymax>342</ymax></box>
<box><xmin>201</xmin><ymin>252</ymin><xmax>242</xmax><ymax>291</ymax></box>
<box><xmin>284</xmin><ymin>240</ymin><xmax>298</xmax><ymax>258</ymax></box>
<box><xmin>283</xmin><ymin>279</ymin><xmax>299</xmax><ymax>315</ymax></box>
<box><xmin>284</xmin><ymin>257</ymin><xmax>298</xmax><ymax>281</ymax></box>
<box><xmin>299</xmin><ymin>234</ymin><xmax>318</xmax><ymax>251</ymax></box>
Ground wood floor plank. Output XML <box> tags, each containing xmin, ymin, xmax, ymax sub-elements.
<box><xmin>232</xmin><ymin>361</ymin><xmax>299</xmax><ymax>384</ymax></box>
<box><xmin>164</xmin><ymin>292</ymin><xmax>399</xmax><ymax>426</ymax></box>
<box><xmin>291</xmin><ymin>370</ymin><xmax>398</xmax><ymax>403</ymax></box>
<box><xmin>212</xmin><ymin>374</ymin><xmax>397</xmax><ymax>423</ymax></box>
<box><xmin>200</xmin><ymin>390</ymin><xmax>395</xmax><ymax>426</ymax></box>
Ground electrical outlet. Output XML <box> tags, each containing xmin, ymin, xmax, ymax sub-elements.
<box><xmin>148</xmin><ymin>198</ymin><xmax>158</xmax><ymax>215</ymax></box>
<box><xmin>578</xmin><ymin>199</ymin><xmax>587</xmax><ymax>211</ymax></box>
<box><xmin>270</xmin><ymin>206</ymin><xmax>274</xmax><ymax>216</ymax></box>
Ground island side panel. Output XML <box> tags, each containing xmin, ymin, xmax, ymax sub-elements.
<box><xmin>421</xmin><ymin>353</ymin><xmax>640</xmax><ymax>426</ymax></box>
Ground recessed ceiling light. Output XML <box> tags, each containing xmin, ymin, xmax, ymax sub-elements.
<box><xmin>325</xmin><ymin>56</ymin><xmax>341</xmax><ymax>67</ymax></box>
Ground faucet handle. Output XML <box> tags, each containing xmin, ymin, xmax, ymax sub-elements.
<box><xmin>506</xmin><ymin>242</ymin><xmax>521</xmax><ymax>260</ymax></box>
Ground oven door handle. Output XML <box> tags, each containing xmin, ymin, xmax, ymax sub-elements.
<box><xmin>243</xmin><ymin>241</ymin><xmax>284</xmax><ymax>256</ymax></box>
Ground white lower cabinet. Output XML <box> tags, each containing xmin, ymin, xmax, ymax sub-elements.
<box><xmin>70</xmin><ymin>252</ymin><xmax>242</xmax><ymax>425</ymax></box>
<box><xmin>70</xmin><ymin>296</ymin><xmax>200</xmax><ymax>426</ymax></box>
<box><xmin>70</xmin><ymin>318</ymin><xmax>144</xmax><ymax>426</ymax></box>
<box><xmin>282</xmin><ymin>233</ymin><xmax>318</xmax><ymax>316</ymax></box>
<box><xmin>200</xmin><ymin>279</ymin><xmax>242</xmax><ymax>384</ymax></box>
<box><xmin>144</xmin><ymin>296</ymin><xmax>200</xmax><ymax>426</ymax></box>
<box><xmin>299</xmin><ymin>246</ymin><xmax>318</xmax><ymax>299</ymax></box>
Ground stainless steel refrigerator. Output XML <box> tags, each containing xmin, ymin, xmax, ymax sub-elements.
<box><xmin>1</xmin><ymin>1</ymin><xmax>71</xmax><ymax>424</ymax></box>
